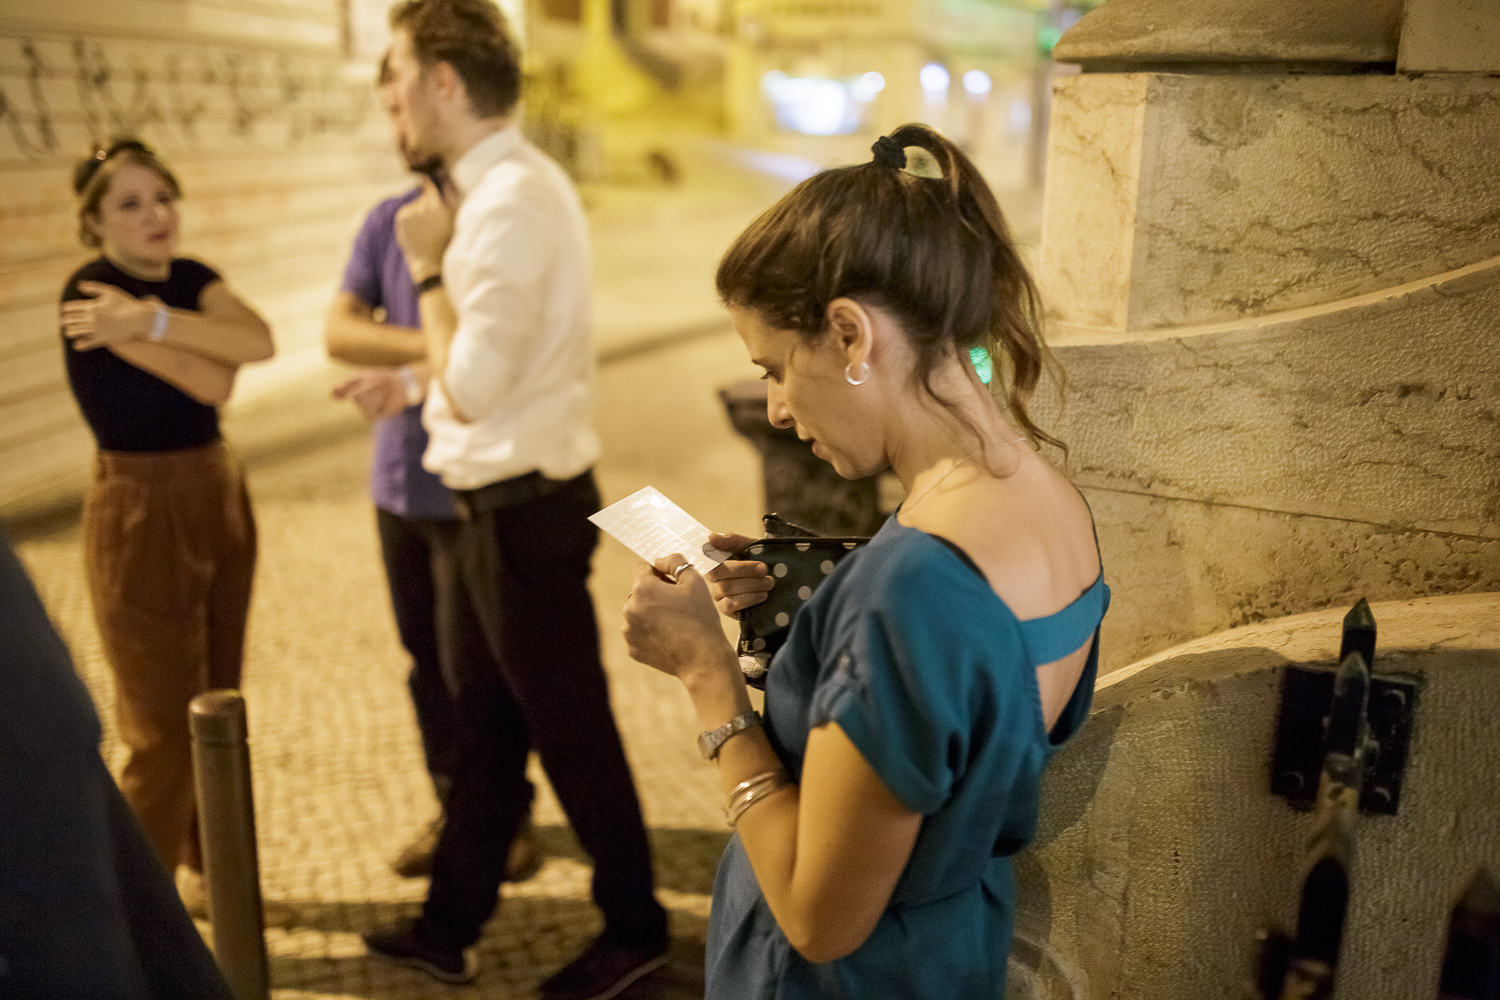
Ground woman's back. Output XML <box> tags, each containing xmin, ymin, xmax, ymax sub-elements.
<box><xmin>902</xmin><ymin>448</ymin><xmax>1102</xmax><ymax>731</ymax></box>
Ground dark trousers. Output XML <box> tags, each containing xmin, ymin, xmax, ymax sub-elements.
<box><xmin>419</xmin><ymin>470</ymin><xmax>666</xmax><ymax>951</ymax></box>
<box><xmin>375</xmin><ymin>508</ymin><xmax>462</xmax><ymax>797</ymax></box>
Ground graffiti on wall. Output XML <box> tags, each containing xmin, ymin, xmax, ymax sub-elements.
<box><xmin>0</xmin><ymin>34</ymin><xmax>373</xmax><ymax>160</ymax></box>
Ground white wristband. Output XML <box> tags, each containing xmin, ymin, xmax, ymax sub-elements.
<box><xmin>148</xmin><ymin>304</ymin><xmax>169</xmax><ymax>342</ymax></box>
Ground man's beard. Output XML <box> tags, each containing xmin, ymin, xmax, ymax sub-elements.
<box><xmin>409</xmin><ymin>155</ymin><xmax>451</xmax><ymax>200</ymax></box>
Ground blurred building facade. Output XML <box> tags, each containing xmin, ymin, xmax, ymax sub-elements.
<box><xmin>722</xmin><ymin>0</ymin><xmax>1096</xmax><ymax>190</ymax></box>
<box><xmin>523</xmin><ymin>0</ymin><xmax>730</xmax><ymax>179</ymax></box>
<box><xmin>522</xmin><ymin>0</ymin><xmax>1096</xmax><ymax>191</ymax></box>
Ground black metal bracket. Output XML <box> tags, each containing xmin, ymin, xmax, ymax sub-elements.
<box><xmin>1270</xmin><ymin>665</ymin><xmax>1418</xmax><ymax>815</ymax></box>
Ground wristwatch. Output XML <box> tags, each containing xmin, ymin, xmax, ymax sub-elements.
<box><xmin>698</xmin><ymin>710</ymin><xmax>762</xmax><ymax>760</ymax></box>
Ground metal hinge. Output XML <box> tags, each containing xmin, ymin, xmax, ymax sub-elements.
<box><xmin>1269</xmin><ymin>599</ymin><xmax>1418</xmax><ymax>816</ymax></box>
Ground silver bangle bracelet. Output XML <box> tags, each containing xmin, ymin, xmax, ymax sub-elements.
<box><xmin>725</xmin><ymin>769</ymin><xmax>792</xmax><ymax>827</ymax></box>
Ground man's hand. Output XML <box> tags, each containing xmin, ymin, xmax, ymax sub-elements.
<box><xmin>333</xmin><ymin>370</ymin><xmax>411</xmax><ymax>423</ymax></box>
<box><xmin>60</xmin><ymin>282</ymin><xmax>153</xmax><ymax>350</ymax></box>
<box><xmin>395</xmin><ymin>175</ymin><xmax>455</xmax><ymax>281</ymax></box>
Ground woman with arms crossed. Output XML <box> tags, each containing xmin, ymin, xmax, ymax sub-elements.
<box><xmin>58</xmin><ymin>139</ymin><xmax>273</xmax><ymax>912</ymax></box>
<box><xmin>623</xmin><ymin>124</ymin><xmax>1108</xmax><ymax>999</ymax></box>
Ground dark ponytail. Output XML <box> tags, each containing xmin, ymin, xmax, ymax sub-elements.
<box><xmin>716</xmin><ymin>122</ymin><xmax>1064</xmax><ymax>453</ymax></box>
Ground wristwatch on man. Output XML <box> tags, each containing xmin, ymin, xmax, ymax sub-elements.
<box><xmin>698</xmin><ymin>710</ymin><xmax>763</xmax><ymax>760</ymax></box>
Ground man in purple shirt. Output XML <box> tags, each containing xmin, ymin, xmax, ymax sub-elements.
<box><xmin>325</xmin><ymin>58</ymin><xmax>535</xmax><ymax>881</ymax></box>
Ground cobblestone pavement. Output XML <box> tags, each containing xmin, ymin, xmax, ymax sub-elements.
<box><xmin>12</xmin><ymin>329</ymin><xmax>767</xmax><ymax>1000</ymax></box>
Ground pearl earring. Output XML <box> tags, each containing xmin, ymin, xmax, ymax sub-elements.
<box><xmin>844</xmin><ymin>362</ymin><xmax>870</xmax><ymax>386</ymax></box>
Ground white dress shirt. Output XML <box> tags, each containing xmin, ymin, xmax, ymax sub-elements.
<box><xmin>421</xmin><ymin>125</ymin><xmax>600</xmax><ymax>490</ymax></box>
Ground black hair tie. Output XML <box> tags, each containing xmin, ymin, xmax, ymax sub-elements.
<box><xmin>871</xmin><ymin>135</ymin><xmax>906</xmax><ymax>170</ymax></box>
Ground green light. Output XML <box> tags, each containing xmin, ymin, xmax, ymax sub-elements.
<box><xmin>969</xmin><ymin>345</ymin><xmax>993</xmax><ymax>385</ymax></box>
<box><xmin>1036</xmin><ymin>25</ymin><xmax>1062</xmax><ymax>56</ymax></box>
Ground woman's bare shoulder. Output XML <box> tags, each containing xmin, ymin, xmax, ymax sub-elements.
<box><xmin>927</xmin><ymin>458</ymin><xmax>1098</xmax><ymax>621</ymax></box>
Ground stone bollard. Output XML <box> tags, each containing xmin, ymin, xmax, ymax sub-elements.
<box><xmin>189</xmin><ymin>690</ymin><xmax>269</xmax><ymax>1000</ymax></box>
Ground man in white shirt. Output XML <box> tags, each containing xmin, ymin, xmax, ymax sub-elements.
<box><xmin>360</xmin><ymin>2</ymin><xmax>668</xmax><ymax>996</ymax></box>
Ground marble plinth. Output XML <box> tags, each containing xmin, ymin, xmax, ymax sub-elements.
<box><xmin>1017</xmin><ymin>592</ymin><xmax>1500</xmax><ymax>1000</ymax></box>
<box><xmin>1052</xmin><ymin>0</ymin><xmax>1402</xmax><ymax>68</ymax></box>
<box><xmin>1039</xmin><ymin>259</ymin><xmax>1500</xmax><ymax>535</ymax></box>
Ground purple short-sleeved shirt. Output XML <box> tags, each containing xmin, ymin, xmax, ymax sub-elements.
<box><xmin>341</xmin><ymin>189</ymin><xmax>456</xmax><ymax>520</ymax></box>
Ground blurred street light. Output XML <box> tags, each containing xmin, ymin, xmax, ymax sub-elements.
<box><xmin>919</xmin><ymin>62</ymin><xmax>950</xmax><ymax>94</ymax></box>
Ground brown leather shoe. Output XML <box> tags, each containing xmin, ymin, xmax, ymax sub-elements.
<box><xmin>393</xmin><ymin>815</ymin><xmax>542</xmax><ymax>882</ymax></box>
<box><xmin>177</xmin><ymin>867</ymin><xmax>209</xmax><ymax>920</ymax></box>
<box><xmin>503</xmin><ymin>820</ymin><xmax>542</xmax><ymax>883</ymax></box>
<box><xmin>391</xmin><ymin>816</ymin><xmax>443</xmax><ymax>878</ymax></box>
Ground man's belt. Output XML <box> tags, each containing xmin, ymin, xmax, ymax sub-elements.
<box><xmin>452</xmin><ymin>470</ymin><xmax>579</xmax><ymax>521</ymax></box>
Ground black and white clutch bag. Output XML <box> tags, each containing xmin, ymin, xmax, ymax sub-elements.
<box><xmin>735</xmin><ymin>515</ymin><xmax>869</xmax><ymax>689</ymax></box>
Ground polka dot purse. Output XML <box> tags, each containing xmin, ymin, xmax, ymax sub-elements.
<box><xmin>734</xmin><ymin>518</ymin><xmax>869</xmax><ymax>689</ymax></box>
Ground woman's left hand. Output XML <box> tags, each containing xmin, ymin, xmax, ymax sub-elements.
<box><xmin>61</xmin><ymin>282</ymin><xmax>152</xmax><ymax>350</ymax></box>
<box><xmin>623</xmin><ymin>556</ymin><xmax>735</xmax><ymax>680</ymax></box>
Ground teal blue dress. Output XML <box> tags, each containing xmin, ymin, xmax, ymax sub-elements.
<box><xmin>705</xmin><ymin>513</ymin><xmax>1109</xmax><ymax>999</ymax></box>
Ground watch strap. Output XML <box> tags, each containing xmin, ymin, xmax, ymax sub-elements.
<box><xmin>416</xmin><ymin>272</ymin><xmax>444</xmax><ymax>295</ymax></box>
<box><xmin>698</xmin><ymin>710</ymin><xmax>762</xmax><ymax>760</ymax></box>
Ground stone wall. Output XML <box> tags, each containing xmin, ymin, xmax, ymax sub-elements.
<box><xmin>0</xmin><ymin>0</ymin><xmax>405</xmax><ymax>518</ymax></box>
<box><xmin>1010</xmin><ymin>5</ymin><xmax>1500</xmax><ymax>996</ymax></box>
<box><xmin>1026</xmin><ymin>68</ymin><xmax>1500</xmax><ymax>673</ymax></box>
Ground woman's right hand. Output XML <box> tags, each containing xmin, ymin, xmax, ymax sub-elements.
<box><xmin>705</xmin><ymin>532</ymin><xmax>774</xmax><ymax>619</ymax></box>
<box><xmin>61</xmin><ymin>281</ymin><xmax>151</xmax><ymax>349</ymax></box>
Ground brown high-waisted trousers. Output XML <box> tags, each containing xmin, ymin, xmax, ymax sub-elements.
<box><xmin>82</xmin><ymin>441</ymin><xmax>256</xmax><ymax>874</ymax></box>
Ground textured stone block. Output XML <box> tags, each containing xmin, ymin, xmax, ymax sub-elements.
<box><xmin>1083</xmin><ymin>487</ymin><xmax>1500</xmax><ymax>675</ymax></box>
<box><xmin>1398</xmin><ymin>0</ymin><xmax>1500</xmax><ymax>74</ymax></box>
<box><xmin>1035</xmin><ymin>73</ymin><xmax>1150</xmax><ymax>335</ymax></box>
<box><xmin>1039</xmin><ymin>73</ymin><xmax>1500</xmax><ymax>337</ymax></box>
<box><xmin>1030</xmin><ymin>258</ymin><xmax>1500</xmax><ymax>671</ymax></box>
<box><xmin>1039</xmin><ymin>259</ymin><xmax>1500</xmax><ymax>534</ymax></box>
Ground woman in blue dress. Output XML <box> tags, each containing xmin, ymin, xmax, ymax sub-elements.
<box><xmin>622</xmin><ymin>123</ymin><xmax>1108</xmax><ymax>1000</ymax></box>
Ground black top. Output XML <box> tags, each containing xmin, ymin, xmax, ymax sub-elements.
<box><xmin>61</xmin><ymin>257</ymin><xmax>223</xmax><ymax>453</ymax></box>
